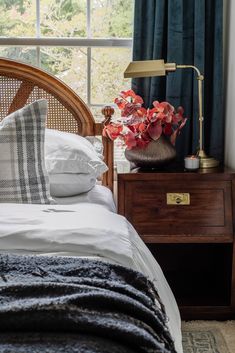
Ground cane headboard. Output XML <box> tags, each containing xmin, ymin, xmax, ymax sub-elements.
<box><xmin>0</xmin><ymin>58</ymin><xmax>114</xmax><ymax>190</ymax></box>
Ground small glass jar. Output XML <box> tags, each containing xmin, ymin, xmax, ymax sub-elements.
<box><xmin>184</xmin><ymin>155</ymin><xmax>200</xmax><ymax>170</ymax></box>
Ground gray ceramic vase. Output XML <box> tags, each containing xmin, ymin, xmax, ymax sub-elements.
<box><xmin>125</xmin><ymin>135</ymin><xmax>176</xmax><ymax>168</ymax></box>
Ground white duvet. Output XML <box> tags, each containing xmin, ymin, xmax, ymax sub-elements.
<box><xmin>0</xmin><ymin>202</ymin><xmax>182</xmax><ymax>353</ymax></box>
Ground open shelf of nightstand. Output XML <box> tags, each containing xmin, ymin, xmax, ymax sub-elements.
<box><xmin>148</xmin><ymin>244</ymin><xmax>232</xmax><ymax>315</ymax></box>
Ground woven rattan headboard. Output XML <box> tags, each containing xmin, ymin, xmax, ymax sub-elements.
<box><xmin>0</xmin><ymin>58</ymin><xmax>114</xmax><ymax>190</ymax></box>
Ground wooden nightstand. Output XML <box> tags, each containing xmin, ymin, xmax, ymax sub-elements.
<box><xmin>118</xmin><ymin>167</ymin><xmax>235</xmax><ymax>320</ymax></box>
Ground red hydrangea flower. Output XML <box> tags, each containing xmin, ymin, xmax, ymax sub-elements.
<box><xmin>102</xmin><ymin>123</ymin><xmax>123</xmax><ymax>140</ymax></box>
<box><xmin>103</xmin><ymin>90</ymin><xmax>187</xmax><ymax>149</ymax></box>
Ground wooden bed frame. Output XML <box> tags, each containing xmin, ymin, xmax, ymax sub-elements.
<box><xmin>0</xmin><ymin>58</ymin><xmax>114</xmax><ymax>190</ymax></box>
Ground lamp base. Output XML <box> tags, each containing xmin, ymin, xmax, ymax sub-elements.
<box><xmin>196</xmin><ymin>150</ymin><xmax>220</xmax><ymax>169</ymax></box>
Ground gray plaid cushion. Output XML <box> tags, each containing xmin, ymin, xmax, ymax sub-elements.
<box><xmin>0</xmin><ymin>99</ymin><xmax>53</xmax><ymax>204</ymax></box>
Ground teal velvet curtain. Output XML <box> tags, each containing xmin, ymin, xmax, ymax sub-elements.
<box><xmin>132</xmin><ymin>0</ymin><xmax>223</xmax><ymax>162</ymax></box>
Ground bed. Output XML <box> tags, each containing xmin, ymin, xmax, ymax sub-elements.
<box><xmin>0</xmin><ymin>58</ymin><xmax>182</xmax><ymax>353</ymax></box>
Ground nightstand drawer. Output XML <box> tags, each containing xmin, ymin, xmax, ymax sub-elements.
<box><xmin>123</xmin><ymin>180</ymin><xmax>233</xmax><ymax>240</ymax></box>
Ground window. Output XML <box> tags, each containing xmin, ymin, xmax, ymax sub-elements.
<box><xmin>0</xmin><ymin>0</ymin><xmax>133</xmax><ymax>121</ymax></box>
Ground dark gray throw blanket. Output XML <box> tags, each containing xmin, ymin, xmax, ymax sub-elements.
<box><xmin>0</xmin><ymin>254</ymin><xmax>177</xmax><ymax>353</ymax></box>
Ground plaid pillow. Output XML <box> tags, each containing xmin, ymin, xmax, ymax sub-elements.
<box><xmin>0</xmin><ymin>100</ymin><xmax>53</xmax><ymax>204</ymax></box>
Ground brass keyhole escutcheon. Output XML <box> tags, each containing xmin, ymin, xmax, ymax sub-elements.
<box><xmin>166</xmin><ymin>193</ymin><xmax>190</xmax><ymax>205</ymax></box>
<box><xmin>175</xmin><ymin>197</ymin><xmax>182</xmax><ymax>204</ymax></box>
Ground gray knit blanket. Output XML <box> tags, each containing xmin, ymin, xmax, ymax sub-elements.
<box><xmin>0</xmin><ymin>254</ymin><xmax>177</xmax><ymax>353</ymax></box>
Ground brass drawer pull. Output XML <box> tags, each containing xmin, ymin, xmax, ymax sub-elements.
<box><xmin>167</xmin><ymin>193</ymin><xmax>190</xmax><ymax>205</ymax></box>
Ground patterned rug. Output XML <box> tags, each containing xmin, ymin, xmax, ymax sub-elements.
<box><xmin>181</xmin><ymin>321</ymin><xmax>235</xmax><ymax>353</ymax></box>
<box><xmin>182</xmin><ymin>328</ymin><xmax>229</xmax><ymax>353</ymax></box>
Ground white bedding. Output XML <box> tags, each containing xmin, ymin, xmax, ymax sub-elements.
<box><xmin>0</xmin><ymin>202</ymin><xmax>182</xmax><ymax>353</ymax></box>
<box><xmin>54</xmin><ymin>184</ymin><xmax>117</xmax><ymax>213</ymax></box>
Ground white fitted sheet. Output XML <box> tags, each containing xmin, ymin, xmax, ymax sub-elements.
<box><xmin>0</xmin><ymin>202</ymin><xmax>182</xmax><ymax>353</ymax></box>
<box><xmin>54</xmin><ymin>184</ymin><xmax>117</xmax><ymax>213</ymax></box>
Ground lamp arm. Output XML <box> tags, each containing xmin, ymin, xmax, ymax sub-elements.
<box><xmin>176</xmin><ymin>64</ymin><xmax>201</xmax><ymax>77</ymax></box>
<box><xmin>175</xmin><ymin>64</ymin><xmax>204</xmax><ymax>153</ymax></box>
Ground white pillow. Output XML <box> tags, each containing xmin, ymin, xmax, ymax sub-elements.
<box><xmin>49</xmin><ymin>173</ymin><xmax>96</xmax><ymax>197</ymax></box>
<box><xmin>54</xmin><ymin>184</ymin><xmax>117</xmax><ymax>213</ymax></box>
<box><xmin>45</xmin><ymin>129</ymin><xmax>108</xmax><ymax>177</ymax></box>
<box><xmin>85</xmin><ymin>136</ymin><xmax>104</xmax><ymax>159</ymax></box>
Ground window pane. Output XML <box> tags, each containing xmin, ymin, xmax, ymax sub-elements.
<box><xmin>40</xmin><ymin>47</ymin><xmax>87</xmax><ymax>102</ymax></box>
<box><xmin>40</xmin><ymin>0</ymin><xmax>87</xmax><ymax>37</ymax></box>
<box><xmin>0</xmin><ymin>47</ymin><xmax>37</xmax><ymax>65</ymax></box>
<box><xmin>0</xmin><ymin>1</ymin><xmax>36</xmax><ymax>37</ymax></box>
<box><xmin>90</xmin><ymin>106</ymin><xmax>105</xmax><ymax>123</ymax></box>
<box><xmin>91</xmin><ymin>47</ymin><xmax>132</xmax><ymax>105</ymax></box>
<box><xmin>91</xmin><ymin>0</ymin><xmax>134</xmax><ymax>38</ymax></box>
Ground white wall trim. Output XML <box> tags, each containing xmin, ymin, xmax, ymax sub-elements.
<box><xmin>224</xmin><ymin>0</ymin><xmax>235</xmax><ymax>168</ymax></box>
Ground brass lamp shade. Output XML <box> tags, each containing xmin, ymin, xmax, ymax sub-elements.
<box><xmin>124</xmin><ymin>60</ymin><xmax>176</xmax><ymax>78</ymax></box>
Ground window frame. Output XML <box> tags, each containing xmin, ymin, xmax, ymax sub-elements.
<box><xmin>0</xmin><ymin>0</ymin><xmax>133</xmax><ymax>110</ymax></box>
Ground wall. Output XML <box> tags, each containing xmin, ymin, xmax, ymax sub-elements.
<box><xmin>224</xmin><ymin>0</ymin><xmax>235</xmax><ymax>167</ymax></box>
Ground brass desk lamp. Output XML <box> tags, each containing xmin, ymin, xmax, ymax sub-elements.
<box><xmin>124</xmin><ymin>59</ymin><xmax>219</xmax><ymax>168</ymax></box>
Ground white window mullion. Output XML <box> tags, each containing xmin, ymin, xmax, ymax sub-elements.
<box><xmin>87</xmin><ymin>0</ymin><xmax>91</xmax><ymax>106</ymax></box>
<box><xmin>87</xmin><ymin>47</ymin><xmax>91</xmax><ymax>106</ymax></box>
<box><xmin>36</xmin><ymin>0</ymin><xmax>40</xmax><ymax>38</ymax></box>
<box><xmin>89</xmin><ymin>104</ymin><xmax>116</xmax><ymax>108</ymax></box>
<box><xmin>87</xmin><ymin>0</ymin><xmax>91</xmax><ymax>39</ymax></box>
<box><xmin>36</xmin><ymin>0</ymin><xmax>40</xmax><ymax>67</ymax></box>
<box><xmin>0</xmin><ymin>38</ymin><xmax>132</xmax><ymax>47</ymax></box>
<box><xmin>36</xmin><ymin>47</ymin><xmax>40</xmax><ymax>67</ymax></box>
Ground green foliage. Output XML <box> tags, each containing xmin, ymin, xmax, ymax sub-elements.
<box><xmin>0</xmin><ymin>47</ymin><xmax>36</xmax><ymax>64</ymax></box>
<box><xmin>91</xmin><ymin>47</ymin><xmax>131</xmax><ymax>104</ymax></box>
<box><xmin>0</xmin><ymin>0</ymin><xmax>27</xmax><ymax>14</ymax></box>
<box><xmin>41</xmin><ymin>0</ymin><xmax>86</xmax><ymax>37</ymax></box>
<box><xmin>0</xmin><ymin>0</ymin><xmax>35</xmax><ymax>36</ymax></box>
<box><xmin>91</xmin><ymin>0</ymin><xmax>133</xmax><ymax>38</ymax></box>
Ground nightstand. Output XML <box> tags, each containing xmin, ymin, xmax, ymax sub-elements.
<box><xmin>118</xmin><ymin>167</ymin><xmax>235</xmax><ymax>320</ymax></box>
